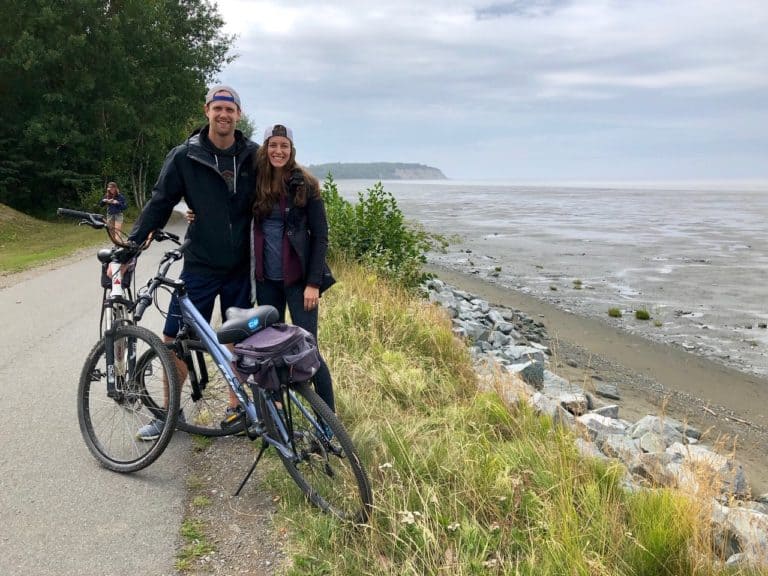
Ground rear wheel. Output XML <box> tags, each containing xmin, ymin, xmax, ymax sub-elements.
<box><xmin>139</xmin><ymin>341</ymin><xmax>243</xmax><ymax>437</ymax></box>
<box><xmin>263</xmin><ymin>382</ymin><xmax>372</xmax><ymax>523</ymax></box>
<box><xmin>77</xmin><ymin>325</ymin><xmax>180</xmax><ymax>473</ymax></box>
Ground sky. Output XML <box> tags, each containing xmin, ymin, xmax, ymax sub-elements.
<box><xmin>213</xmin><ymin>0</ymin><xmax>768</xmax><ymax>182</ymax></box>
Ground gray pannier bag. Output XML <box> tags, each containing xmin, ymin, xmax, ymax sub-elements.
<box><xmin>234</xmin><ymin>324</ymin><xmax>321</xmax><ymax>391</ymax></box>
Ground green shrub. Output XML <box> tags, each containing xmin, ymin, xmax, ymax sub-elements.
<box><xmin>608</xmin><ymin>307</ymin><xmax>622</xmax><ymax>318</ymax></box>
<box><xmin>322</xmin><ymin>174</ymin><xmax>446</xmax><ymax>289</ymax></box>
<box><xmin>635</xmin><ymin>309</ymin><xmax>651</xmax><ymax>320</ymax></box>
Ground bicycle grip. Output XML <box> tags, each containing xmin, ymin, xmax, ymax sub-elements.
<box><xmin>57</xmin><ymin>207</ymin><xmax>92</xmax><ymax>219</ymax></box>
<box><xmin>133</xmin><ymin>294</ymin><xmax>153</xmax><ymax>321</ymax></box>
<box><xmin>57</xmin><ymin>208</ymin><xmax>105</xmax><ymax>225</ymax></box>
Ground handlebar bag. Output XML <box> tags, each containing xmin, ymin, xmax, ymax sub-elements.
<box><xmin>234</xmin><ymin>323</ymin><xmax>321</xmax><ymax>390</ymax></box>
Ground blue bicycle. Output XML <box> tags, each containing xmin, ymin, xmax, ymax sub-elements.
<box><xmin>130</xmin><ymin>238</ymin><xmax>373</xmax><ymax>522</ymax></box>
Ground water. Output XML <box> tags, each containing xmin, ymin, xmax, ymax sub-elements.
<box><xmin>335</xmin><ymin>179</ymin><xmax>768</xmax><ymax>378</ymax></box>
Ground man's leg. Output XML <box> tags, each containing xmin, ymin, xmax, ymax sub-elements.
<box><xmin>137</xmin><ymin>272</ymin><xmax>222</xmax><ymax>439</ymax></box>
<box><xmin>219</xmin><ymin>273</ymin><xmax>255</xmax><ymax>410</ymax></box>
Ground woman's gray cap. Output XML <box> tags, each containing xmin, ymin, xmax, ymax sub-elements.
<box><xmin>263</xmin><ymin>124</ymin><xmax>294</xmax><ymax>143</ymax></box>
<box><xmin>205</xmin><ymin>85</ymin><xmax>241</xmax><ymax>109</ymax></box>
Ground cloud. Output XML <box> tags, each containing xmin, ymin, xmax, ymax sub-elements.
<box><xmin>214</xmin><ymin>0</ymin><xmax>768</xmax><ymax>180</ymax></box>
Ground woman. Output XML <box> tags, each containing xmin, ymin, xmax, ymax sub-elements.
<box><xmin>248</xmin><ymin>124</ymin><xmax>336</xmax><ymax>412</ymax></box>
<box><xmin>100</xmin><ymin>181</ymin><xmax>127</xmax><ymax>232</ymax></box>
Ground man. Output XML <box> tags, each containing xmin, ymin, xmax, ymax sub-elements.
<box><xmin>129</xmin><ymin>85</ymin><xmax>257</xmax><ymax>440</ymax></box>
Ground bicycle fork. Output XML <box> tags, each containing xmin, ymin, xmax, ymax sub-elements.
<box><xmin>102</xmin><ymin>307</ymin><xmax>136</xmax><ymax>400</ymax></box>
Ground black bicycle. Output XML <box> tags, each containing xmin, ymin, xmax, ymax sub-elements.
<box><xmin>57</xmin><ymin>208</ymin><xmax>181</xmax><ymax>472</ymax></box>
<box><xmin>57</xmin><ymin>208</ymin><xmax>238</xmax><ymax>439</ymax></box>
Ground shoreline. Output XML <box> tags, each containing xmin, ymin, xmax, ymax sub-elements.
<box><xmin>425</xmin><ymin>263</ymin><xmax>768</xmax><ymax>496</ymax></box>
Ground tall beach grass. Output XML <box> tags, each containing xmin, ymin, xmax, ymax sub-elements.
<box><xmin>264</xmin><ymin>258</ymin><xmax>759</xmax><ymax>576</ymax></box>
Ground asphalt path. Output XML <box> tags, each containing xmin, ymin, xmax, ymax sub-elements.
<box><xmin>0</xmin><ymin>232</ymin><xmax>192</xmax><ymax>576</ymax></box>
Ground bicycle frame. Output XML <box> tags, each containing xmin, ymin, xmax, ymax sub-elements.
<box><xmin>176</xmin><ymin>292</ymin><xmax>301</xmax><ymax>459</ymax></box>
<box><xmin>102</xmin><ymin>259</ymin><xmax>138</xmax><ymax>398</ymax></box>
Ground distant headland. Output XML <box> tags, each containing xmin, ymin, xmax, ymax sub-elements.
<box><xmin>306</xmin><ymin>162</ymin><xmax>447</xmax><ymax>180</ymax></box>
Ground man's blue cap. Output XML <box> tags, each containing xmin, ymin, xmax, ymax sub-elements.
<box><xmin>205</xmin><ymin>84</ymin><xmax>241</xmax><ymax>109</ymax></box>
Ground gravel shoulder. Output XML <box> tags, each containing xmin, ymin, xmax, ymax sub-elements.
<box><xmin>176</xmin><ymin>436</ymin><xmax>290</xmax><ymax>576</ymax></box>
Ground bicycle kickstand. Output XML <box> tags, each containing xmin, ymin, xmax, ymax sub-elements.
<box><xmin>234</xmin><ymin>440</ymin><xmax>269</xmax><ymax>496</ymax></box>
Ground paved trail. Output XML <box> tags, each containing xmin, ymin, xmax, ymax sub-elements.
<box><xmin>0</xmin><ymin>239</ymin><xmax>190</xmax><ymax>576</ymax></box>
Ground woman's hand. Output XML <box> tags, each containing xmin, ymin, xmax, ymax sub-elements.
<box><xmin>304</xmin><ymin>285</ymin><xmax>320</xmax><ymax>311</ymax></box>
<box><xmin>186</xmin><ymin>210</ymin><xmax>196</xmax><ymax>224</ymax></box>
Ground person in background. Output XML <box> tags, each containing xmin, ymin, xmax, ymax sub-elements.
<box><xmin>100</xmin><ymin>181</ymin><xmax>127</xmax><ymax>232</ymax></box>
<box><xmin>128</xmin><ymin>85</ymin><xmax>257</xmax><ymax>440</ymax></box>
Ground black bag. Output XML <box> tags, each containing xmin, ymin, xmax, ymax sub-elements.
<box><xmin>234</xmin><ymin>324</ymin><xmax>321</xmax><ymax>390</ymax></box>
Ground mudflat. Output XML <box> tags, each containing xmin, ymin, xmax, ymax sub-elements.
<box><xmin>426</xmin><ymin>263</ymin><xmax>768</xmax><ymax>496</ymax></box>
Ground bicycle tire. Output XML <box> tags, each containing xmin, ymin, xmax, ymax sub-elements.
<box><xmin>78</xmin><ymin>325</ymin><xmax>180</xmax><ymax>473</ymax></box>
<box><xmin>262</xmin><ymin>382</ymin><xmax>373</xmax><ymax>523</ymax></box>
<box><xmin>138</xmin><ymin>341</ymin><xmax>244</xmax><ymax>437</ymax></box>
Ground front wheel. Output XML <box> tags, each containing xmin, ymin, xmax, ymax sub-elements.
<box><xmin>78</xmin><ymin>325</ymin><xmax>180</xmax><ymax>473</ymax></box>
<box><xmin>263</xmin><ymin>382</ymin><xmax>373</xmax><ymax>523</ymax></box>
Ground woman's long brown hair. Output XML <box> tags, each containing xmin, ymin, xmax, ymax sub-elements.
<box><xmin>252</xmin><ymin>141</ymin><xmax>320</xmax><ymax>219</ymax></box>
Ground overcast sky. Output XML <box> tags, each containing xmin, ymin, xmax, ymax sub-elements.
<box><xmin>213</xmin><ymin>0</ymin><xmax>768</xmax><ymax>182</ymax></box>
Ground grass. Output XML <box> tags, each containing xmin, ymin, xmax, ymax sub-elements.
<box><xmin>608</xmin><ymin>307</ymin><xmax>623</xmax><ymax>318</ymax></box>
<box><xmin>176</xmin><ymin>519</ymin><xmax>215</xmax><ymax>571</ymax></box>
<box><xmin>0</xmin><ymin>203</ymin><xmax>120</xmax><ymax>274</ymax></box>
<box><xmin>635</xmin><ymin>309</ymin><xmax>651</xmax><ymax>321</ymax></box>
<box><xmin>263</xmin><ymin>258</ymin><xmax>749</xmax><ymax>576</ymax></box>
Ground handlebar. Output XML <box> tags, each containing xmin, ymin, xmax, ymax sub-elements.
<box><xmin>133</xmin><ymin>238</ymin><xmax>192</xmax><ymax>321</ymax></box>
<box><xmin>57</xmin><ymin>206</ymin><xmax>181</xmax><ymax>250</ymax></box>
<box><xmin>57</xmin><ymin>208</ymin><xmax>106</xmax><ymax>229</ymax></box>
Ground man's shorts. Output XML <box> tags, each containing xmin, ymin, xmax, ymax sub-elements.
<box><xmin>163</xmin><ymin>270</ymin><xmax>251</xmax><ymax>338</ymax></box>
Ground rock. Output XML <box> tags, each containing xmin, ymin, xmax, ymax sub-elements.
<box><xmin>576</xmin><ymin>413</ymin><xmax>628</xmax><ymax>440</ymax></box>
<box><xmin>638</xmin><ymin>432</ymin><xmax>667</xmax><ymax>454</ymax></box>
<box><xmin>600</xmin><ymin>434</ymin><xmax>642</xmax><ymax>462</ymax></box>
<box><xmin>628</xmin><ymin>415</ymin><xmax>684</xmax><ymax>446</ymax></box>
<box><xmin>574</xmin><ymin>437</ymin><xmax>607</xmax><ymax>460</ymax></box>
<box><xmin>630</xmin><ymin>453</ymin><xmax>679</xmax><ymax>487</ymax></box>
<box><xmin>595</xmin><ymin>383</ymin><xmax>621</xmax><ymax>400</ymax></box>
<box><xmin>667</xmin><ymin>443</ymin><xmax>750</xmax><ymax>499</ymax></box>
<box><xmin>509</xmin><ymin>360</ymin><xmax>544</xmax><ymax>389</ymax></box>
<box><xmin>592</xmin><ymin>404</ymin><xmax>620</xmax><ymax>419</ymax></box>
<box><xmin>712</xmin><ymin>502</ymin><xmax>768</xmax><ymax>565</ymax></box>
<box><xmin>559</xmin><ymin>392</ymin><xmax>589</xmax><ymax>416</ymax></box>
<box><xmin>531</xmin><ymin>392</ymin><xmax>560</xmax><ymax>417</ymax></box>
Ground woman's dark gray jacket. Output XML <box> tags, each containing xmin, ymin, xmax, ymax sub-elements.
<box><xmin>249</xmin><ymin>169</ymin><xmax>334</xmax><ymax>300</ymax></box>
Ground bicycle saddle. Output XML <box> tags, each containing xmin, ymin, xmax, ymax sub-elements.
<box><xmin>97</xmin><ymin>248</ymin><xmax>113</xmax><ymax>263</ymax></box>
<box><xmin>217</xmin><ymin>305</ymin><xmax>280</xmax><ymax>344</ymax></box>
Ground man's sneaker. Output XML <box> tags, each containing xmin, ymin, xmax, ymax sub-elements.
<box><xmin>136</xmin><ymin>418</ymin><xmax>165</xmax><ymax>441</ymax></box>
<box><xmin>220</xmin><ymin>405</ymin><xmax>245</xmax><ymax>434</ymax></box>
<box><xmin>136</xmin><ymin>411</ymin><xmax>185</xmax><ymax>441</ymax></box>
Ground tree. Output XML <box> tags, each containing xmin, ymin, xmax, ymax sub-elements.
<box><xmin>0</xmin><ymin>0</ymin><xmax>234</xmax><ymax>214</ymax></box>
